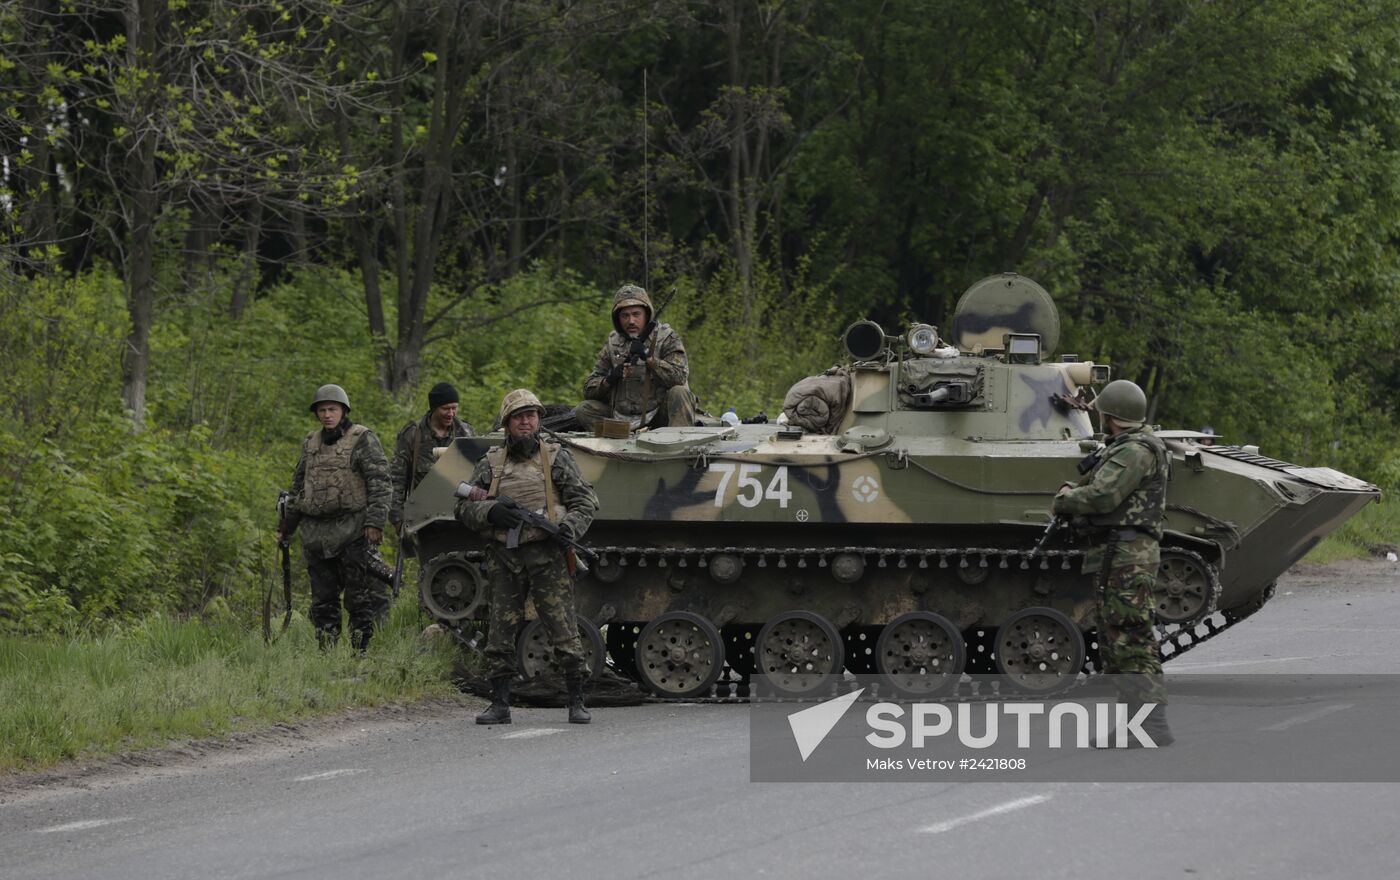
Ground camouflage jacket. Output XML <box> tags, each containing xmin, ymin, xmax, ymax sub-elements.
<box><xmin>1052</xmin><ymin>425</ymin><xmax>1169</xmax><ymax>574</ymax></box>
<box><xmin>454</xmin><ymin>440</ymin><xmax>598</xmax><ymax>543</ymax></box>
<box><xmin>582</xmin><ymin>324</ymin><xmax>688</xmax><ymax>419</ymax></box>
<box><xmin>390</xmin><ymin>413</ymin><xmax>475</xmax><ymax>524</ymax></box>
<box><xmin>281</xmin><ymin>424</ymin><xmax>391</xmax><ymax>560</ymax></box>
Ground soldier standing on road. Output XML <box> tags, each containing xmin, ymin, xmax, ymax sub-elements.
<box><xmin>276</xmin><ymin>384</ymin><xmax>392</xmax><ymax>651</ymax></box>
<box><xmin>575</xmin><ymin>284</ymin><xmax>698</xmax><ymax>431</ymax></box>
<box><xmin>456</xmin><ymin>389</ymin><xmax>599</xmax><ymax>725</ymax></box>
<box><xmin>1053</xmin><ymin>379</ymin><xmax>1174</xmax><ymax>747</ymax></box>
<box><xmin>389</xmin><ymin>382</ymin><xmax>475</xmax><ymax>532</ymax></box>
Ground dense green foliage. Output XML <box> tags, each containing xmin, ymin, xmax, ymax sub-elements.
<box><xmin>3</xmin><ymin>1</ymin><xmax>1399</xmax><ymax>631</ymax></box>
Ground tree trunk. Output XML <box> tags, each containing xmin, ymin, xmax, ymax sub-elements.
<box><xmin>229</xmin><ymin>199</ymin><xmax>262</xmax><ymax>319</ymax></box>
<box><xmin>121</xmin><ymin>0</ymin><xmax>160</xmax><ymax>428</ymax></box>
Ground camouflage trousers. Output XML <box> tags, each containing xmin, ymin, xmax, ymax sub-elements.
<box><xmin>484</xmin><ymin>540</ymin><xmax>584</xmax><ymax>679</ymax></box>
<box><xmin>307</xmin><ymin>537</ymin><xmax>389</xmax><ymax>650</ymax></box>
<box><xmin>1096</xmin><ymin>563</ymin><xmax>1167</xmax><ymax>705</ymax></box>
<box><xmin>576</xmin><ymin>384</ymin><xmax>698</xmax><ymax>431</ymax></box>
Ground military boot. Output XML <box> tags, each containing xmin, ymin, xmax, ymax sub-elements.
<box><xmin>350</xmin><ymin>628</ymin><xmax>372</xmax><ymax>654</ymax></box>
<box><xmin>1139</xmin><ymin>703</ymin><xmax>1174</xmax><ymax>747</ymax></box>
<box><xmin>1093</xmin><ymin>702</ymin><xmax>1173</xmax><ymax>748</ymax></box>
<box><xmin>475</xmin><ymin>676</ymin><xmax>512</xmax><ymax>725</ymax></box>
<box><xmin>565</xmin><ymin>674</ymin><xmax>591</xmax><ymax>725</ymax></box>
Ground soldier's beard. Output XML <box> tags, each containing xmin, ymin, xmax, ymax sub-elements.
<box><xmin>506</xmin><ymin>432</ymin><xmax>540</xmax><ymax>460</ymax></box>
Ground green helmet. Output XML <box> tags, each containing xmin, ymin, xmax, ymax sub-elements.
<box><xmin>612</xmin><ymin>284</ymin><xmax>653</xmax><ymax>334</ymax></box>
<box><xmin>310</xmin><ymin>383</ymin><xmax>351</xmax><ymax>413</ymax></box>
<box><xmin>497</xmin><ymin>388</ymin><xmax>544</xmax><ymax>426</ymax></box>
<box><xmin>1094</xmin><ymin>379</ymin><xmax>1146</xmax><ymax>426</ymax></box>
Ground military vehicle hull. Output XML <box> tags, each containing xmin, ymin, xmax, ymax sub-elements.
<box><xmin>404</xmin><ymin>427</ymin><xmax>1376</xmax><ymax>694</ymax></box>
<box><xmin>403</xmin><ymin>274</ymin><xmax>1379</xmax><ymax>697</ymax></box>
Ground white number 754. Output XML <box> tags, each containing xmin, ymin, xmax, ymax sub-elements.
<box><xmin>709</xmin><ymin>463</ymin><xmax>792</xmax><ymax>509</ymax></box>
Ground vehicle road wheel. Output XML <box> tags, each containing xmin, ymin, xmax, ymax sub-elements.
<box><xmin>876</xmin><ymin>611</ymin><xmax>966</xmax><ymax>697</ymax></box>
<box><xmin>993</xmin><ymin>606</ymin><xmax>1085</xmax><ymax>694</ymax></box>
<box><xmin>1153</xmin><ymin>550</ymin><xmax>1221</xmax><ymax>625</ymax></box>
<box><xmin>635</xmin><ymin>612</ymin><xmax>725</xmax><ymax>699</ymax></box>
<box><xmin>755</xmin><ymin>611</ymin><xmax>844</xmax><ymax>697</ymax></box>
<box><xmin>517</xmin><ymin>617</ymin><xmax>605</xmax><ymax>681</ymax></box>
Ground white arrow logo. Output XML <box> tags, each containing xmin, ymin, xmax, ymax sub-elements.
<box><xmin>786</xmin><ymin>687</ymin><xmax>866</xmax><ymax>761</ymax></box>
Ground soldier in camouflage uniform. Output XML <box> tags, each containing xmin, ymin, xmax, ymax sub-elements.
<box><xmin>389</xmin><ymin>381</ymin><xmax>475</xmax><ymax>532</ymax></box>
<box><xmin>576</xmin><ymin>285</ymin><xmax>698</xmax><ymax>431</ymax></box>
<box><xmin>456</xmin><ymin>389</ymin><xmax>599</xmax><ymax>725</ymax></box>
<box><xmin>276</xmin><ymin>384</ymin><xmax>392</xmax><ymax>651</ymax></box>
<box><xmin>1053</xmin><ymin>379</ymin><xmax>1174</xmax><ymax>747</ymax></box>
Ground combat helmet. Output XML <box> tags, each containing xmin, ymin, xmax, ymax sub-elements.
<box><xmin>1094</xmin><ymin>379</ymin><xmax>1147</xmax><ymax>427</ymax></box>
<box><xmin>310</xmin><ymin>383</ymin><xmax>351</xmax><ymax>413</ymax></box>
<box><xmin>612</xmin><ymin>284</ymin><xmax>654</xmax><ymax>334</ymax></box>
<box><xmin>497</xmin><ymin>388</ymin><xmax>545</xmax><ymax>426</ymax></box>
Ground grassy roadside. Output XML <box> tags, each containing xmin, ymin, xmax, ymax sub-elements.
<box><xmin>1303</xmin><ymin>495</ymin><xmax>1397</xmax><ymax>564</ymax></box>
<box><xmin>0</xmin><ymin>598</ymin><xmax>464</xmax><ymax>774</ymax></box>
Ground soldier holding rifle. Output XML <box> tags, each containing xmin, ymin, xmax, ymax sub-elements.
<box><xmin>1053</xmin><ymin>379</ymin><xmax>1174</xmax><ymax>747</ymax></box>
<box><xmin>576</xmin><ymin>284</ymin><xmax>698</xmax><ymax>431</ymax></box>
<box><xmin>275</xmin><ymin>384</ymin><xmax>392</xmax><ymax>651</ymax></box>
<box><xmin>455</xmin><ymin>389</ymin><xmax>599</xmax><ymax>725</ymax></box>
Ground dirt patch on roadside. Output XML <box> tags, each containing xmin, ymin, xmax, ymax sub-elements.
<box><xmin>1278</xmin><ymin>558</ymin><xmax>1400</xmax><ymax>592</ymax></box>
<box><xmin>0</xmin><ymin>694</ymin><xmax>481</xmax><ymax>805</ymax></box>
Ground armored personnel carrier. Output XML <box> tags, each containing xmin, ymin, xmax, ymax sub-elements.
<box><xmin>402</xmin><ymin>274</ymin><xmax>1379</xmax><ymax>697</ymax></box>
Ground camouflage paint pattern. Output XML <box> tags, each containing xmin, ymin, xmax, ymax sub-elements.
<box><xmin>950</xmin><ymin>273</ymin><xmax>1061</xmax><ymax>355</ymax></box>
<box><xmin>403</xmin><ymin>276</ymin><xmax>1378</xmax><ymax>652</ymax></box>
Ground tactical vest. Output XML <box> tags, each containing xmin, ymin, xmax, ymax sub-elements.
<box><xmin>608</xmin><ymin>328</ymin><xmax>666</xmax><ymax>424</ymax></box>
<box><xmin>1088</xmin><ymin>430</ymin><xmax>1169</xmax><ymax>538</ymax></box>
<box><xmin>297</xmin><ymin>424</ymin><xmax>370</xmax><ymax>517</ymax></box>
<box><xmin>485</xmin><ymin>442</ymin><xmax>564</xmax><ymax>544</ymax></box>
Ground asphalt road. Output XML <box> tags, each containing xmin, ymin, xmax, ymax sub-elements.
<box><xmin>3</xmin><ymin>560</ymin><xmax>1398</xmax><ymax>879</ymax></box>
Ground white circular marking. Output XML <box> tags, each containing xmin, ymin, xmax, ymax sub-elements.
<box><xmin>851</xmin><ymin>475</ymin><xmax>880</xmax><ymax>503</ymax></box>
<box><xmin>795</xmin><ymin>509</ymin><xmax>810</xmax><ymax>522</ymax></box>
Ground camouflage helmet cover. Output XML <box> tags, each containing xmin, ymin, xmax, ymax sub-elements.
<box><xmin>310</xmin><ymin>383</ymin><xmax>351</xmax><ymax>413</ymax></box>
<box><xmin>497</xmin><ymin>388</ymin><xmax>545</xmax><ymax>426</ymax></box>
<box><xmin>612</xmin><ymin>284</ymin><xmax>653</xmax><ymax>334</ymax></box>
<box><xmin>1094</xmin><ymin>379</ymin><xmax>1147</xmax><ymax>426</ymax></box>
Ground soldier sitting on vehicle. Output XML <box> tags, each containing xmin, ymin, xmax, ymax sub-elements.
<box><xmin>575</xmin><ymin>284</ymin><xmax>698</xmax><ymax>431</ymax></box>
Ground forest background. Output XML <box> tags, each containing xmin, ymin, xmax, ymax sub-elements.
<box><xmin>3</xmin><ymin>0</ymin><xmax>1400</xmax><ymax>634</ymax></box>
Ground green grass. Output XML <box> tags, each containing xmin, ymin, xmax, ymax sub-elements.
<box><xmin>1304</xmin><ymin>494</ymin><xmax>1398</xmax><ymax>564</ymax></box>
<box><xmin>0</xmin><ymin>598</ymin><xmax>463</xmax><ymax>774</ymax></box>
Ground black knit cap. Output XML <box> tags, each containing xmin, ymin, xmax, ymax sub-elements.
<box><xmin>427</xmin><ymin>381</ymin><xmax>459</xmax><ymax>410</ymax></box>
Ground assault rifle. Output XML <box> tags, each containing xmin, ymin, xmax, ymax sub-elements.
<box><xmin>1031</xmin><ymin>516</ymin><xmax>1069</xmax><ymax>556</ymax></box>
<box><xmin>265</xmin><ymin>491</ymin><xmax>294</xmax><ymax>642</ymax></box>
<box><xmin>390</xmin><ymin>550</ymin><xmax>405</xmax><ymax>600</ymax></box>
<box><xmin>454</xmin><ymin>481</ymin><xmax>599</xmax><ymax>573</ymax></box>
